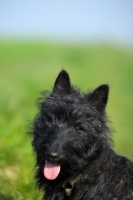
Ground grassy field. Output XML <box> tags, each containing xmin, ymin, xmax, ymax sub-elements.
<box><xmin>0</xmin><ymin>41</ymin><xmax>133</xmax><ymax>199</ymax></box>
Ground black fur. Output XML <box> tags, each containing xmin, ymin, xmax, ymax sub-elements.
<box><xmin>30</xmin><ymin>70</ymin><xmax>133</xmax><ymax>200</ymax></box>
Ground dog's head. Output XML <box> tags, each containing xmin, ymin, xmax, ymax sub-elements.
<box><xmin>32</xmin><ymin>70</ymin><xmax>111</xmax><ymax>181</ymax></box>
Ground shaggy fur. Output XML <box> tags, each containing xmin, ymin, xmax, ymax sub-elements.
<box><xmin>30</xmin><ymin>70</ymin><xmax>133</xmax><ymax>200</ymax></box>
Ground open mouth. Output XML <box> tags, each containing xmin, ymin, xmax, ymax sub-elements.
<box><xmin>44</xmin><ymin>160</ymin><xmax>61</xmax><ymax>180</ymax></box>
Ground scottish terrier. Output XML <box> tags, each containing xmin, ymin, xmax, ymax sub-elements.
<box><xmin>30</xmin><ymin>70</ymin><xmax>133</xmax><ymax>199</ymax></box>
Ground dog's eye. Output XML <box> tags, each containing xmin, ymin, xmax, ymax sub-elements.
<box><xmin>74</xmin><ymin>126</ymin><xmax>84</xmax><ymax>132</ymax></box>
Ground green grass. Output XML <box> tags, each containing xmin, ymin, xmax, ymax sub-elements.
<box><xmin>0</xmin><ymin>41</ymin><xmax>133</xmax><ymax>199</ymax></box>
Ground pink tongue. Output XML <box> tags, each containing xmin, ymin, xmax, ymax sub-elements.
<box><xmin>44</xmin><ymin>161</ymin><xmax>61</xmax><ymax>180</ymax></box>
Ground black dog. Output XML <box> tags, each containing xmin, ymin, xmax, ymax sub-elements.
<box><xmin>30</xmin><ymin>70</ymin><xmax>133</xmax><ymax>199</ymax></box>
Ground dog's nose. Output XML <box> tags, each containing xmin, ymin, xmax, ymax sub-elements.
<box><xmin>45</xmin><ymin>151</ymin><xmax>59</xmax><ymax>161</ymax></box>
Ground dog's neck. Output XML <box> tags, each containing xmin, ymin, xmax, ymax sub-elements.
<box><xmin>63</xmin><ymin>174</ymin><xmax>82</xmax><ymax>196</ymax></box>
<box><xmin>62</xmin><ymin>148</ymin><xmax>114</xmax><ymax>197</ymax></box>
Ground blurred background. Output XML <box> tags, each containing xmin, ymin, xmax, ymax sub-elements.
<box><xmin>0</xmin><ymin>1</ymin><xmax>133</xmax><ymax>199</ymax></box>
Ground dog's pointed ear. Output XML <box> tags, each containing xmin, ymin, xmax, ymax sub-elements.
<box><xmin>53</xmin><ymin>70</ymin><xmax>71</xmax><ymax>94</ymax></box>
<box><xmin>89</xmin><ymin>84</ymin><xmax>109</xmax><ymax>111</ymax></box>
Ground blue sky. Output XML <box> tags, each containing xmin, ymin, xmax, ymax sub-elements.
<box><xmin>0</xmin><ymin>0</ymin><xmax>132</xmax><ymax>44</ymax></box>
